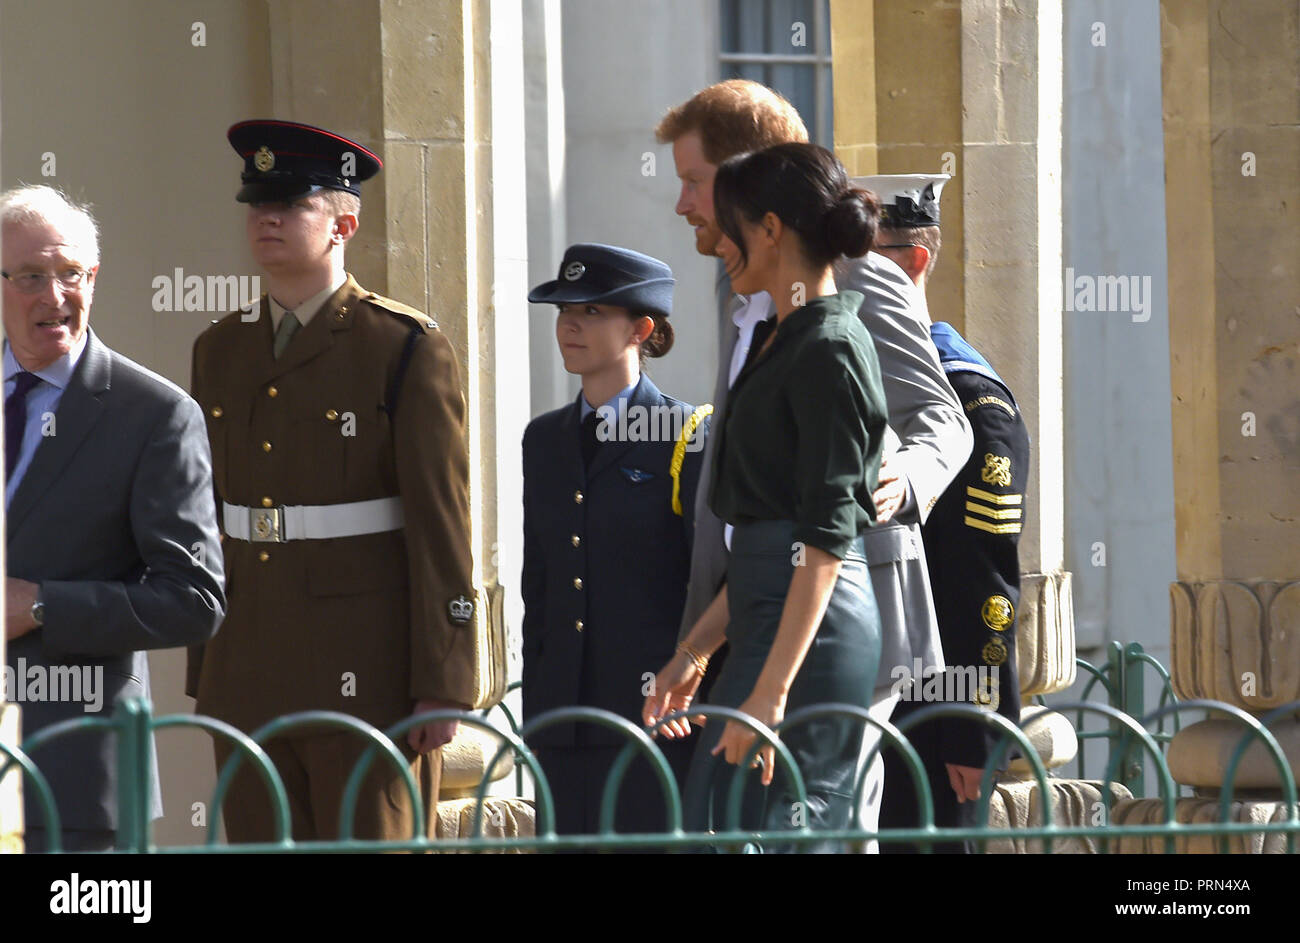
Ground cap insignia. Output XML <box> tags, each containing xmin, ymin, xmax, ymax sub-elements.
<box><xmin>253</xmin><ymin>145</ymin><xmax>276</xmax><ymax>173</ymax></box>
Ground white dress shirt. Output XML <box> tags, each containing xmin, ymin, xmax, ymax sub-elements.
<box><xmin>724</xmin><ymin>291</ymin><xmax>775</xmax><ymax>549</ymax></box>
<box><xmin>728</xmin><ymin>291</ymin><xmax>775</xmax><ymax>387</ymax></box>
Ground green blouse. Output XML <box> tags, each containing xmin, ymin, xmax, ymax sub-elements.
<box><xmin>709</xmin><ymin>290</ymin><xmax>888</xmax><ymax>559</ymax></box>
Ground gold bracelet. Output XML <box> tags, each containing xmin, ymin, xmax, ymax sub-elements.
<box><xmin>677</xmin><ymin>642</ymin><xmax>710</xmax><ymax>675</ymax></box>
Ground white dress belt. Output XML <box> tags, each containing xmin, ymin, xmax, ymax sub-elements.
<box><xmin>222</xmin><ymin>496</ymin><xmax>405</xmax><ymax>542</ymax></box>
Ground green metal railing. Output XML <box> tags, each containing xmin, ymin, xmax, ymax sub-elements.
<box><xmin>1035</xmin><ymin>642</ymin><xmax>1189</xmax><ymax>795</ymax></box>
<box><xmin>2</xmin><ymin>650</ymin><xmax>1297</xmax><ymax>853</ymax></box>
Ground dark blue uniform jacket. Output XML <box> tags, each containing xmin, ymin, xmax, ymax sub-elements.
<box><xmin>521</xmin><ymin>374</ymin><xmax>708</xmax><ymax>747</ymax></box>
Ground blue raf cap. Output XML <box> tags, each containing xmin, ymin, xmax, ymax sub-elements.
<box><xmin>228</xmin><ymin>119</ymin><xmax>382</xmax><ymax>204</ymax></box>
<box><xmin>528</xmin><ymin>244</ymin><xmax>675</xmax><ymax>317</ymax></box>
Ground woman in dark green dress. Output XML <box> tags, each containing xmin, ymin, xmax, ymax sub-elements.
<box><xmin>643</xmin><ymin>143</ymin><xmax>888</xmax><ymax>851</ymax></box>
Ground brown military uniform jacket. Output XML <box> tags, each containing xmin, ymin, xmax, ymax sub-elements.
<box><xmin>187</xmin><ymin>274</ymin><xmax>477</xmax><ymax>733</ymax></box>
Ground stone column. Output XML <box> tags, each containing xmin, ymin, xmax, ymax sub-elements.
<box><xmin>830</xmin><ymin>0</ymin><xmax>965</xmax><ymax>333</ymax></box>
<box><xmin>1110</xmin><ymin>0</ymin><xmax>1300</xmax><ymax>852</ymax></box>
<box><xmin>266</xmin><ymin>0</ymin><xmax>530</xmax><ymax>681</ymax></box>
<box><xmin>1162</xmin><ymin>0</ymin><xmax>1300</xmax><ymax>797</ymax></box>
<box><xmin>831</xmin><ymin>0</ymin><xmax>1076</xmax><ymax>700</ymax></box>
<box><xmin>522</xmin><ymin>0</ymin><xmax>570</xmax><ymax>419</ymax></box>
<box><xmin>960</xmin><ymin>0</ymin><xmax>1070</xmax><ymax>661</ymax></box>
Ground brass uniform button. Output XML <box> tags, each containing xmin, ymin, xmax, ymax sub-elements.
<box><xmin>575</xmin><ymin>620</ymin><xmax>584</xmax><ymax>633</ymax></box>
<box><xmin>261</xmin><ymin>441</ymin><xmax>272</xmax><ymax>452</ymax></box>
<box><xmin>325</xmin><ymin>409</ymin><xmax>339</xmax><ymax>421</ymax></box>
<box><xmin>267</xmin><ymin>386</ymin><xmax>278</xmax><ymax>398</ymax></box>
<box><xmin>574</xmin><ymin>490</ymin><xmax>584</xmax><ymax>504</ymax></box>
<box><xmin>258</xmin><ymin>551</ymin><xmax>270</xmax><ymax>562</ymax></box>
<box><xmin>573</xmin><ymin>577</ymin><xmax>583</xmax><ymax>590</ymax></box>
<box><xmin>209</xmin><ymin>406</ymin><xmax>223</xmax><ymax>418</ymax></box>
<box><xmin>571</xmin><ymin>534</ymin><xmax>581</xmax><ymax>547</ymax></box>
<box><xmin>261</xmin><ymin>496</ymin><xmax>273</xmax><ymax>508</ymax></box>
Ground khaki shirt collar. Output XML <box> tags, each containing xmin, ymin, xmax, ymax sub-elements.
<box><xmin>268</xmin><ymin>271</ymin><xmax>348</xmax><ymax>330</ymax></box>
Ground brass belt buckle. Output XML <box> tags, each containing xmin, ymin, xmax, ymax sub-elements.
<box><xmin>249</xmin><ymin>506</ymin><xmax>283</xmax><ymax>542</ymax></box>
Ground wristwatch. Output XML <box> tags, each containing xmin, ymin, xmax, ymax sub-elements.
<box><xmin>30</xmin><ymin>590</ymin><xmax>44</xmax><ymax>627</ymax></box>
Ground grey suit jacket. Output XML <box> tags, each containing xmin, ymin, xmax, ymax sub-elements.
<box><xmin>4</xmin><ymin>329</ymin><xmax>225</xmax><ymax>833</ymax></box>
<box><xmin>675</xmin><ymin>270</ymin><xmax>734</xmax><ymax>639</ymax></box>
<box><xmin>680</xmin><ymin>254</ymin><xmax>971</xmax><ymax>688</ymax></box>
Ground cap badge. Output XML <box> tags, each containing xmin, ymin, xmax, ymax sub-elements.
<box><xmin>448</xmin><ymin>594</ymin><xmax>475</xmax><ymax>625</ymax></box>
<box><xmin>253</xmin><ymin>145</ymin><xmax>276</xmax><ymax>172</ymax></box>
<box><xmin>563</xmin><ymin>261</ymin><xmax>586</xmax><ymax>281</ymax></box>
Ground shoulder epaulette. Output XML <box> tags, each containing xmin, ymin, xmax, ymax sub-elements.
<box><xmin>363</xmin><ymin>294</ymin><xmax>435</xmax><ymax>419</ymax></box>
<box><xmin>365</xmin><ymin>292</ymin><xmax>438</xmax><ymax>331</ymax></box>
<box><xmin>947</xmin><ymin>364</ymin><xmax>1018</xmax><ymax>413</ymax></box>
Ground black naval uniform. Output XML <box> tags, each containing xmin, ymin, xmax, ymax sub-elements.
<box><xmin>880</xmin><ymin>321</ymin><xmax>1030</xmax><ymax>853</ymax></box>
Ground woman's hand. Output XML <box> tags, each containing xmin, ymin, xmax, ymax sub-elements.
<box><xmin>641</xmin><ymin>651</ymin><xmax>706</xmax><ymax>740</ymax></box>
<box><xmin>711</xmin><ymin>688</ymin><xmax>786</xmax><ymax>787</ymax></box>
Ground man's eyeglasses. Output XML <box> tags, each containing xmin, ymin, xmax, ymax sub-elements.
<box><xmin>1</xmin><ymin>268</ymin><xmax>93</xmax><ymax>294</ymax></box>
<box><xmin>876</xmin><ymin>244</ymin><xmax>921</xmax><ymax>251</ymax></box>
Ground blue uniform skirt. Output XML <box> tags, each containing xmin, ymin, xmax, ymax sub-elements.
<box><xmin>682</xmin><ymin>520</ymin><xmax>881</xmax><ymax>852</ymax></box>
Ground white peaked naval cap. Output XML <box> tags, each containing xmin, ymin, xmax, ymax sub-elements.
<box><xmin>852</xmin><ymin>173</ymin><xmax>950</xmax><ymax>227</ymax></box>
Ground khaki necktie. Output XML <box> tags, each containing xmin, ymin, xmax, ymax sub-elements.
<box><xmin>273</xmin><ymin>311</ymin><xmax>301</xmax><ymax>359</ymax></box>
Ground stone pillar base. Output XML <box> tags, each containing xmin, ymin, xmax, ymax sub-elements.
<box><xmin>1004</xmin><ymin>705</ymin><xmax>1079</xmax><ymax>777</ymax></box>
<box><xmin>0</xmin><ymin>703</ymin><xmax>23</xmax><ymax>854</ymax></box>
<box><xmin>1017</xmin><ymin>570</ymin><xmax>1076</xmax><ymax>696</ymax></box>
<box><xmin>439</xmin><ymin>725</ymin><xmax>517</xmax><ymax>797</ymax></box>
<box><xmin>1167</xmin><ymin>717</ymin><xmax>1300</xmax><ymax>790</ymax></box>
<box><xmin>985</xmin><ymin>778</ymin><xmax>1132</xmax><ymax>853</ymax></box>
<box><xmin>434</xmin><ymin>797</ymin><xmax>535</xmax><ymax>849</ymax></box>
<box><xmin>1111</xmin><ymin>797</ymin><xmax>1297</xmax><ymax>854</ymax></box>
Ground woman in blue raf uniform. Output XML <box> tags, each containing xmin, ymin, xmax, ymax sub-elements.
<box><xmin>644</xmin><ymin>144</ymin><xmax>888</xmax><ymax>852</ymax></box>
<box><xmin>521</xmin><ymin>244</ymin><xmax>711</xmax><ymax>841</ymax></box>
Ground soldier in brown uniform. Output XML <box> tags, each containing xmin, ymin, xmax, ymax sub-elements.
<box><xmin>187</xmin><ymin>120</ymin><xmax>477</xmax><ymax>844</ymax></box>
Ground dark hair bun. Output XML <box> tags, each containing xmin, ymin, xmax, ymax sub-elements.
<box><xmin>642</xmin><ymin>317</ymin><xmax>675</xmax><ymax>358</ymax></box>
<box><xmin>713</xmin><ymin>143</ymin><xmax>875</xmax><ymax>268</ymax></box>
<box><xmin>820</xmin><ymin>186</ymin><xmax>879</xmax><ymax>259</ymax></box>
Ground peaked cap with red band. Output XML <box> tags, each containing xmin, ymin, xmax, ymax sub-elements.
<box><xmin>228</xmin><ymin>119</ymin><xmax>382</xmax><ymax>204</ymax></box>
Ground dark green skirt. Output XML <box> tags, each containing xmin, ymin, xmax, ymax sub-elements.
<box><xmin>682</xmin><ymin>520</ymin><xmax>881</xmax><ymax>852</ymax></box>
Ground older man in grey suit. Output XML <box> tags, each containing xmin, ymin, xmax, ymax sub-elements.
<box><xmin>2</xmin><ymin>185</ymin><xmax>225</xmax><ymax>852</ymax></box>
<box><xmin>652</xmin><ymin>82</ymin><xmax>972</xmax><ymax>847</ymax></box>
